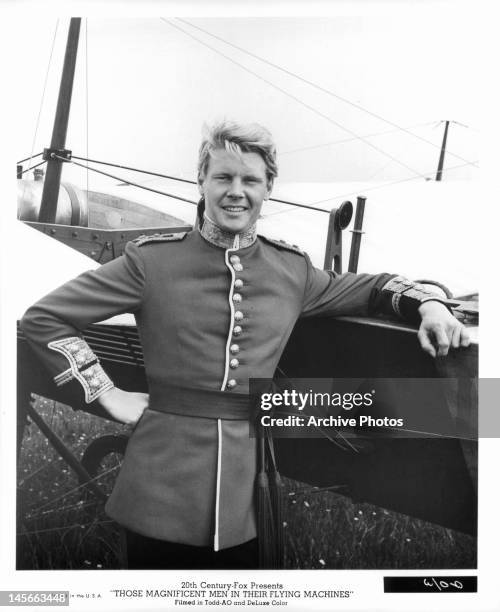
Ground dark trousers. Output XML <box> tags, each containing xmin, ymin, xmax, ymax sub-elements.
<box><xmin>125</xmin><ymin>529</ymin><xmax>259</xmax><ymax>569</ymax></box>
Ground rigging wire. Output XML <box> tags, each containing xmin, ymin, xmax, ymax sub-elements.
<box><xmin>71</xmin><ymin>154</ymin><xmax>331</xmax><ymax>213</ymax></box>
<box><xmin>177</xmin><ymin>18</ymin><xmax>479</xmax><ymax>170</ymax></box>
<box><xmin>21</xmin><ymin>20</ymin><xmax>59</xmax><ymax>200</ymax></box>
<box><xmin>54</xmin><ymin>155</ymin><xmax>198</xmax><ymax>205</ymax></box>
<box><xmin>72</xmin><ymin>155</ymin><xmax>197</xmax><ymax>185</ymax></box>
<box><xmin>25</xmin><ymin>19</ymin><xmax>59</xmax><ymax>173</ymax></box>
<box><xmin>280</xmin><ymin>122</ymin><xmax>436</xmax><ymax>156</ymax></box>
<box><xmin>160</xmin><ymin>18</ymin><xmax>427</xmax><ymax>181</ymax></box>
<box><xmin>85</xmin><ymin>18</ymin><xmax>89</xmax><ymax>203</ymax></box>
<box><xmin>19</xmin><ymin>160</ymin><xmax>47</xmax><ymax>176</ymax></box>
<box><xmin>17</xmin><ymin>152</ymin><xmax>43</xmax><ymax>165</ymax></box>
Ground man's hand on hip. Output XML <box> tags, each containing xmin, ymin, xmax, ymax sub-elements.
<box><xmin>417</xmin><ymin>300</ymin><xmax>470</xmax><ymax>358</ymax></box>
<box><xmin>97</xmin><ymin>387</ymin><xmax>149</xmax><ymax>425</ymax></box>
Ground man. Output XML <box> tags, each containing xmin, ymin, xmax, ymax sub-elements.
<box><xmin>20</xmin><ymin>120</ymin><xmax>469</xmax><ymax>569</ymax></box>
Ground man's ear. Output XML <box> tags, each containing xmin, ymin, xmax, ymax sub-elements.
<box><xmin>197</xmin><ymin>179</ymin><xmax>204</xmax><ymax>197</ymax></box>
<box><xmin>266</xmin><ymin>177</ymin><xmax>274</xmax><ymax>199</ymax></box>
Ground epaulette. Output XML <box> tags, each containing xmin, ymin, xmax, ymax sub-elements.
<box><xmin>133</xmin><ymin>232</ymin><xmax>187</xmax><ymax>247</ymax></box>
<box><xmin>258</xmin><ymin>234</ymin><xmax>305</xmax><ymax>256</ymax></box>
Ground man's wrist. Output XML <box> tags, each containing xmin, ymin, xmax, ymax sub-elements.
<box><xmin>418</xmin><ymin>299</ymin><xmax>450</xmax><ymax>317</ymax></box>
<box><xmin>96</xmin><ymin>385</ymin><xmax>117</xmax><ymax>408</ymax></box>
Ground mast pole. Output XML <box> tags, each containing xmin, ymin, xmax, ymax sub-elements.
<box><xmin>347</xmin><ymin>196</ymin><xmax>366</xmax><ymax>273</ymax></box>
<box><xmin>39</xmin><ymin>18</ymin><xmax>81</xmax><ymax>223</ymax></box>
<box><xmin>435</xmin><ymin>120</ymin><xmax>450</xmax><ymax>182</ymax></box>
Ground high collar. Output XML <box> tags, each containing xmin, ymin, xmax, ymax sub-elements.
<box><xmin>199</xmin><ymin>214</ymin><xmax>257</xmax><ymax>250</ymax></box>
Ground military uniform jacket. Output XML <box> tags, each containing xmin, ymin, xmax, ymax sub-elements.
<box><xmin>20</xmin><ymin>219</ymin><xmax>442</xmax><ymax>550</ymax></box>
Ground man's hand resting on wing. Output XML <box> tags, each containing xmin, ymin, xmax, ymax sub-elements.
<box><xmin>417</xmin><ymin>300</ymin><xmax>470</xmax><ymax>358</ymax></box>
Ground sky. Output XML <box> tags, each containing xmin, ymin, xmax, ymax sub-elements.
<box><xmin>13</xmin><ymin>13</ymin><xmax>479</xmax><ymax>190</ymax></box>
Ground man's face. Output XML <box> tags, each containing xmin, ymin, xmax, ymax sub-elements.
<box><xmin>199</xmin><ymin>148</ymin><xmax>272</xmax><ymax>234</ymax></box>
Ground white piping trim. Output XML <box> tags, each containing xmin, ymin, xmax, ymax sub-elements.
<box><xmin>54</xmin><ymin>368</ymin><xmax>73</xmax><ymax>386</ymax></box>
<box><xmin>214</xmin><ymin>233</ymin><xmax>240</xmax><ymax>551</ymax></box>
<box><xmin>214</xmin><ymin>418</ymin><xmax>223</xmax><ymax>551</ymax></box>
<box><xmin>221</xmin><ymin>234</ymin><xmax>240</xmax><ymax>391</ymax></box>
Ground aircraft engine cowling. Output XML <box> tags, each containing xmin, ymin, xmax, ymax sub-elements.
<box><xmin>17</xmin><ymin>179</ymin><xmax>89</xmax><ymax>227</ymax></box>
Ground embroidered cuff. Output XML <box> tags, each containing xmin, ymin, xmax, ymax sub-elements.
<box><xmin>48</xmin><ymin>337</ymin><xmax>114</xmax><ymax>403</ymax></box>
<box><xmin>382</xmin><ymin>276</ymin><xmax>447</xmax><ymax>321</ymax></box>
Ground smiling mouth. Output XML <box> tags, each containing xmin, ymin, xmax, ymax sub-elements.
<box><xmin>223</xmin><ymin>206</ymin><xmax>247</xmax><ymax>213</ymax></box>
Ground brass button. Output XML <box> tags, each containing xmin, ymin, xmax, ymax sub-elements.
<box><xmin>227</xmin><ymin>379</ymin><xmax>237</xmax><ymax>389</ymax></box>
<box><xmin>234</xmin><ymin>279</ymin><xmax>244</xmax><ymax>289</ymax></box>
<box><xmin>230</xmin><ymin>344</ymin><xmax>240</xmax><ymax>354</ymax></box>
<box><xmin>233</xmin><ymin>263</ymin><xmax>243</xmax><ymax>272</ymax></box>
<box><xmin>232</xmin><ymin>293</ymin><xmax>242</xmax><ymax>303</ymax></box>
<box><xmin>234</xmin><ymin>311</ymin><xmax>244</xmax><ymax>321</ymax></box>
<box><xmin>233</xmin><ymin>325</ymin><xmax>242</xmax><ymax>336</ymax></box>
<box><xmin>230</xmin><ymin>358</ymin><xmax>239</xmax><ymax>369</ymax></box>
<box><xmin>230</xmin><ymin>255</ymin><xmax>240</xmax><ymax>264</ymax></box>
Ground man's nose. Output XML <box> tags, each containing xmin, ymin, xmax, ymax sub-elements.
<box><xmin>227</xmin><ymin>178</ymin><xmax>244</xmax><ymax>198</ymax></box>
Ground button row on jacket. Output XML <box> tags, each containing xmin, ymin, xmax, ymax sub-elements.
<box><xmin>228</xmin><ymin>257</ymin><xmax>244</xmax><ymax>390</ymax></box>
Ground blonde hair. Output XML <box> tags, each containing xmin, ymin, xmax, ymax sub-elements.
<box><xmin>197</xmin><ymin>120</ymin><xmax>278</xmax><ymax>185</ymax></box>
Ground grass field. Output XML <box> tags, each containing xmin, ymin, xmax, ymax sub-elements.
<box><xmin>17</xmin><ymin>397</ymin><xmax>476</xmax><ymax>570</ymax></box>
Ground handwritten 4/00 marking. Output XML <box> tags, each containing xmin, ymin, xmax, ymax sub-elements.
<box><xmin>423</xmin><ymin>578</ymin><xmax>463</xmax><ymax>591</ymax></box>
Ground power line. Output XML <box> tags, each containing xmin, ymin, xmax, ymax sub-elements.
<box><xmin>280</xmin><ymin>122</ymin><xmax>436</xmax><ymax>156</ymax></box>
<box><xmin>262</xmin><ymin>159</ymin><xmax>478</xmax><ymax>219</ymax></box>
<box><xmin>177</xmin><ymin>18</ymin><xmax>478</xmax><ymax>170</ymax></box>
<box><xmin>161</xmin><ymin>18</ymin><xmax>427</xmax><ymax>181</ymax></box>
<box><xmin>364</xmin><ymin>159</ymin><xmax>397</xmax><ymax>182</ymax></box>
<box><xmin>309</xmin><ymin>160</ymin><xmax>479</xmax><ymax>206</ymax></box>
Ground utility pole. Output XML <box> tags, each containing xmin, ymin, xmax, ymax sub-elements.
<box><xmin>435</xmin><ymin>120</ymin><xmax>450</xmax><ymax>181</ymax></box>
<box><xmin>39</xmin><ymin>18</ymin><xmax>81</xmax><ymax>223</ymax></box>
